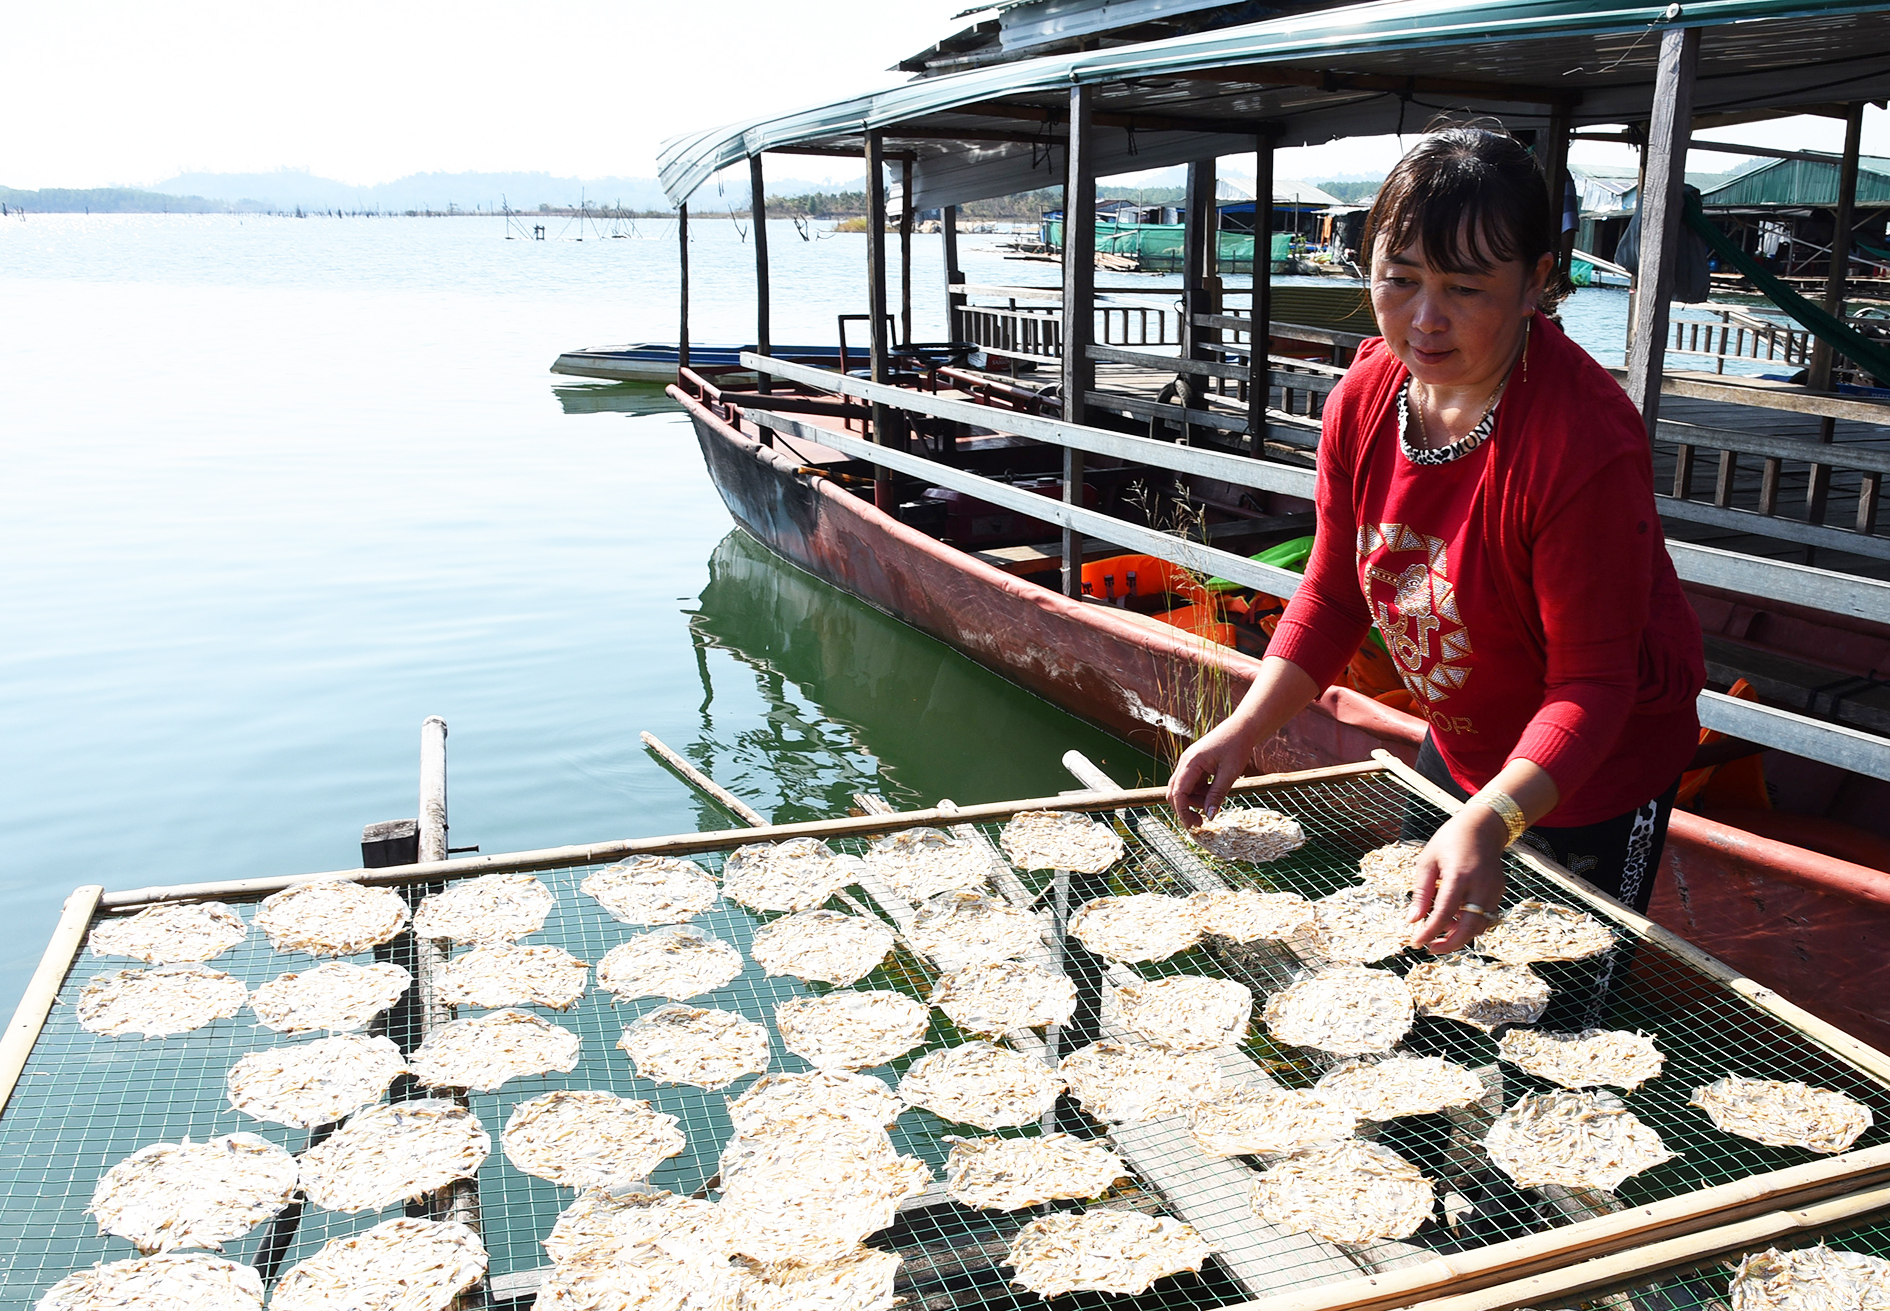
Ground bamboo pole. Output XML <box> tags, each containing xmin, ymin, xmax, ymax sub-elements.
<box><xmin>678</xmin><ymin>203</ymin><xmax>690</xmax><ymax>373</ymax></box>
<box><xmin>641</xmin><ymin>731</ymin><xmax>766</xmax><ymax>827</ymax></box>
<box><xmin>750</xmin><ymin>153</ymin><xmax>772</xmax><ymax>397</ymax></box>
<box><xmin>0</xmin><ymin>884</ymin><xmax>102</xmax><ymax>1118</ymax></box>
<box><xmin>1060</xmin><ymin>82</ymin><xmax>1096</xmax><ymax>599</ymax></box>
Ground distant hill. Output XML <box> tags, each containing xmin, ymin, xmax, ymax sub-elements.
<box><xmin>0</xmin><ymin>185</ymin><xmax>246</xmax><ymax>214</ymax></box>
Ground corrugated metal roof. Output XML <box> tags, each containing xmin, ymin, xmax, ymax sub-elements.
<box><xmin>1700</xmin><ymin>155</ymin><xmax>1890</xmax><ymax>207</ymax></box>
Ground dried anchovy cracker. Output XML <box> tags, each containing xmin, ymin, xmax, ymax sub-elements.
<box><xmin>78</xmin><ymin>965</ymin><xmax>247</xmax><ymax>1038</ymax></box>
<box><xmin>270</xmin><ymin>1217</ymin><xmax>486</xmax><ymax>1311</ymax></box>
<box><xmin>1189</xmin><ymin>1087</ymin><xmax>1359</xmax><ymax>1158</ymax></box>
<box><xmin>1692</xmin><ymin>1075</ymin><xmax>1873</xmax><ymax>1154</ymax></box>
<box><xmin>595</xmin><ymin>926</ymin><xmax>744</xmax><ymax>1002</ymax></box>
<box><xmin>412</xmin><ymin>873</ymin><xmax>554</xmax><ymax>943</ymax></box>
<box><xmin>37</xmin><ymin>1252</ymin><xmax>265</xmax><ymax>1311</ymax></box>
<box><xmin>1497</xmin><ymin>1028</ymin><xmax>1667</xmax><ymax>1092</ymax></box>
<box><xmin>88</xmin><ymin>902</ymin><xmax>247</xmax><ymax>966</ymax></box>
<box><xmin>1484</xmin><ymin>1089</ymin><xmax>1675</xmax><ymax>1190</ymax></box>
<box><xmin>945</xmin><ymin>1133</ymin><xmax>1129</xmax><ymax>1210</ymax></box>
<box><xmin>1188</xmin><ymin>808</ymin><xmax>1307</xmax><ymax>863</ymax></box>
<box><xmin>89</xmin><ymin>1134</ymin><xmax>297</xmax><ymax>1253</ymax></box>
<box><xmin>864</xmin><ymin>827</ymin><xmax>989</xmax><ymax>902</ymax></box>
<box><xmin>929</xmin><ymin>960</ymin><xmax>1076</xmax><ymax>1036</ymax></box>
<box><xmin>581</xmin><ymin>856</ymin><xmax>719</xmax><ymax>926</ymax></box>
<box><xmin>1357</xmin><ymin>843</ymin><xmax>1427</xmax><ymax>894</ymax></box>
<box><xmin>1189</xmin><ymin>888</ymin><xmax>1314</xmax><ymax>942</ymax></box>
<box><xmin>253</xmin><ymin>879</ymin><xmax>410</xmax><ymax>956</ymax></box>
<box><xmin>435</xmin><ymin>943</ymin><xmax>590</xmax><ymax>1010</ymax></box>
<box><xmin>410</xmin><ymin>1008</ymin><xmax>582</xmax><ymax>1091</ymax></box>
<box><xmin>226</xmin><ymin>1032</ymin><xmax>406</xmax><ymax>1128</ymax></box>
<box><xmin>297</xmin><ymin>1099</ymin><xmax>491</xmax><ymax>1213</ymax></box>
<box><xmin>619</xmin><ymin>1004</ymin><xmax>770</xmax><ymax>1090</ymax></box>
<box><xmin>1308</xmin><ymin>886</ymin><xmax>1412</xmax><ymax>965</ymax></box>
<box><xmin>1069</xmin><ymin>893</ymin><xmax>1203</xmax><ymax>964</ymax></box>
<box><xmin>727</xmin><ymin>1070</ymin><xmax>903</xmax><ymax>1136</ymax></box>
<box><xmin>1316</xmin><ymin>1054</ymin><xmax>1485</xmax><ymax>1121</ymax></box>
<box><xmin>1006</xmin><ymin>1209</ymin><xmax>1214</xmax><ymax>1299</ymax></box>
<box><xmin>1250</xmin><ymin>1140</ymin><xmax>1436</xmax><ymax>1243</ymax></box>
<box><xmin>1105</xmin><ymin>975</ymin><xmax>1252</xmax><ymax>1052</ymax></box>
<box><xmin>1475</xmin><ymin>899</ymin><xmax>1615</xmax><ymax>965</ymax></box>
<box><xmin>909</xmin><ymin>891</ymin><xmax>1042</xmax><ymax>968</ymax></box>
<box><xmin>776</xmin><ymin>989</ymin><xmax>930</xmax><ymax>1070</ymax></box>
<box><xmin>749</xmin><ymin>910</ymin><xmax>893</xmax><ymax>987</ymax></box>
<box><xmin>249</xmin><ymin>961</ymin><xmax>410</xmax><ymax>1034</ymax></box>
<box><xmin>735</xmin><ymin>1247</ymin><xmax>901</xmax><ymax>1311</ymax></box>
<box><xmin>1407</xmin><ymin>954</ymin><xmax>1550</xmax><ymax>1031</ymax></box>
<box><xmin>543</xmin><ymin>1188</ymin><xmax>726</xmax><ymax>1267</ymax></box>
<box><xmin>717</xmin><ymin>1112</ymin><xmax>930</xmax><ymax>1264</ymax></box>
<box><xmin>720</xmin><ymin>837</ymin><xmax>859</xmax><ymax>913</ymax></box>
<box><xmin>501</xmin><ymin>1090</ymin><xmax>684</xmax><ymax>1191</ymax></box>
<box><xmin>1729</xmin><ymin>1244</ymin><xmax>1890</xmax><ymax>1311</ymax></box>
<box><xmin>1264</xmin><ymin>966</ymin><xmax>1414</xmax><ymax>1056</ymax></box>
<box><xmin>999</xmin><ymin>810</ymin><xmax>1125</xmax><ymax>873</ymax></box>
<box><xmin>898</xmin><ymin>1041</ymin><xmax>1066</xmax><ymax>1129</ymax></box>
<box><xmin>1059</xmin><ymin>1040</ymin><xmax>1221</xmax><ymax>1123</ymax></box>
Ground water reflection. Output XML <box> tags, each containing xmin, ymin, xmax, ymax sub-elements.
<box><xmin>550</xmin><ymin>380</ymin><xmax>682</xmax><ymax>415</ymax></box>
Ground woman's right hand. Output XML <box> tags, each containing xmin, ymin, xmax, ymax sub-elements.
<box><xmin>1168</xmin><ymin>719</ymin><xmax>1262</xmax><ymax>830</ymax></box>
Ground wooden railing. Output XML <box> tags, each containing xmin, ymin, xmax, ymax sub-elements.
<box><xmin>1658</xmin><ymin>417</ymin><xmax>1887</xmax><ymax>555</ymax></box>
<box><xmin>956</xmin><ymin>300</ymin><xmax>1178</xmax><ymax>364</ymax></box>
<box><xmin>1667</xmin><ymin>304</ymin><xmax>1812</xmax><ymax>372</ymax></box>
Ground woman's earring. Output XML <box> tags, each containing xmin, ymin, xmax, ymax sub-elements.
<box><xmin>1522</xmin><ymin>318</ymin><xmax>1531</xmax><ymax>381</ymax></box>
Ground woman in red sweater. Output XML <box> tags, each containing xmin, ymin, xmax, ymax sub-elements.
<box><xmin>1170</xmin><ymin>127</ymin><xmax>1705</xmax><ymax>954</ymax></box>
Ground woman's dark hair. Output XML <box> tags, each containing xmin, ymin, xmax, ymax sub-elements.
<box><xmin>1362</xmin><ymin>125</ymin><xmax>1565</xmax><ymax>309</ymax></box>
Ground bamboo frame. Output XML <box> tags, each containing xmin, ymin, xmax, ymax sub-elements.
<box><xmin>0</xmin><ymin>884</ymin><xmax>102</xmax><ymax>1118</ymax></box>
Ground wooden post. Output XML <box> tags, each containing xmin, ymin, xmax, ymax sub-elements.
<box><xmin>677</xmin><ymin>203</ymin><xmax>690</xmax><ymax>374</ymax></box>
<box><xmin>1249</xmin><ymin>135</ymin><xmax>1275</xmax><ymax>458</ymax></box>
<box><xmin>1543</xmin><ymin>103</ymin><xmax>1576</xmax><ymax>276</ymax></box>
<box><xmin>419</xmin><ymin>716</ymin><xmax>449</xmax><ymax>863</ymax></box>
<box><xmin>866</xmin><ymin>131</ymin><xmax>895</xmax><ymax>510</ymax></box>
<box><xmin>1624</xmin><ymin>25</ymin><xmax>1702</xmax><ymax>437</ymax></box>
<box><xmin>1182</xmin><ymin>156</ymin><xmax>1217</xmax><ymax>444</ymax></box>
<box><xmin>1806</xmin><ymin>101</ymin><xmax>1865</xmax><ymax>531</ymax></box>
<box><xmin>750</xmin><ymin>154</ymin><xmax>772</xmax><ymax>395</ymax></box>
<box><xmin>900</xmin><ymin>156</ymin><xmax>915</xmax><ymax>347</ymax></box>
<box><xmin>1061</xmin><ymin>83</ymin><xmax>1097</xmax><ymax>600</ymax></box>
<box><xmin>942</xmin><ymin>205</ymin><xmax>964</xmax><ymax>342</ymax></box>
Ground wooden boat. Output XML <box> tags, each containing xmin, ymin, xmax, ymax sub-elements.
<box><xmin>552</xmin><ymin>342</ymin><xmax>845</xmax><ymax>383</ymax></box>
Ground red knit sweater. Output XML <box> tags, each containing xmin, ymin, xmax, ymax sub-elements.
<box><xmin>1267</xmin><ymin>316</ymin><xmax>1705</xmax><ymax>826</ymax></box>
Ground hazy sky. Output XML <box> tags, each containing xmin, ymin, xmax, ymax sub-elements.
<box><xmin>5</xmin><ymin>1</ymin><xmax>1884</xmax><ymax>192</ymax></box>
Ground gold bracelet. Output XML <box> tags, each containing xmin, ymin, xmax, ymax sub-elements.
<box><xmin>1472</xmin><ymin>787</ymin><xmax>1528</xmax><ymax>846</ymax></box>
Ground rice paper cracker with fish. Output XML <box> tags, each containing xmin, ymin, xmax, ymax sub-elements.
<box><xmin>249</xmin><ymin>961</ymin><xmax>410</xmax><ymax>1034</ymax></box>
<box><xmin>270</xmin><ymin>1217</ymin><xmax>486</xmax><ymax>1311</ymax></box>
<box><xmin>1484</xmin><ymin>1090</ymin><xmax>1674</xmax><ymax>1190</ymax></box>
<box><xmin>909</xmin><ymin>891</ymin><xmax>1042</xmax><ymax>968</ymax></box>
<box><xmin>999</xmin><ymin>810</ymin><xmax>1124</xmax><ymax>872</ymax></box>
<box><xmin>1316</xmin><ymin>1054</ymin><xmax>1485</xmax><ymax>1121</ymax></box>
<box><xmin>1475</xmin><ymin>899</ymin><xmax>1615</xmax><ymax>964</ymax></box>
<box><xmin>720</xmin><ymin>838</ymin><xmax>859</xmax><ymax>913</ymax></box>
<box><xmin>1729</xmin><ymin>1244</ymin><xmax>1890</xmax><ymax>1311</ymax></box>
<box><xmin>898</xmin><ymin>1041</ymin><xmax>1065</xmax><ymax>1129</ymax></box>
<box><xmin>749</xmin><ymin>910</ymin><xmax>892</xmax><ymax>987</ymax></box>
<box><xmin>226</xmin><ymin>1032</ymin><xmax>405</xmax><ymax>1128</ymax></box>
<box><xmin>928</xmin><ymin>959</ymin><xmax>1076</xmax><ymax>1036</ymax></box>
<box><xmin>1264</xmin><ymin>966</ymin><xmax>1414</xmax><ymax>1056</ymax></box>
<box><xmin>727</xmin><ymin>1070</ymin><xmax>903</xmax><ymax>1135</ymax></box>
<box><xmin>77</xmin><ymin>966</ymin><xmax>247</xmax><ymax>1038</ymax></box>
<box><xmin>1189</xmin><ymin>1087</ymin><xmax>1360</xmax><ymax>1158</ymax></box>
<box><xmin>1006</xmin><ymin>1209</ymin><xmax>1214</xmax><ymax>1298</ymax></box>
<box><xmin>581</xmin><ymin>856</ymin><xmax>718</xmax><ymax>925</ymax></box>
<box><xmin>944</xmin><ymin>1133</ymin><xmax>1129</xmax><ymax>1210</ymax></box>
<box><xmin>87</xmin><ymin>902</ymin><xmax>247</xmax><ymax>965</ymax></box>
<box><xmin>1189</xmin><ymin>808</ymin><xmax>1306</xmax><ymax>863</ymax></box>
<box><xmin>595</xmin><ymin>926</ymin><xmax>744</xmax><ymax>1002</ymax></box>
<box><xmin>1250</xmin><ymin>1140</ymin><xmax>1435</xmax><ymax>1243</ymax></box>
<box><xmin>1105</xmin><ymin>974</ymin><xmax>1252</xmax><ymax>1052</ymax></box>
<box><xmin>865</xmin><ymin>827</ymin><xmax>988</xmax><ymax>901</ymax></box>
<box><xmin>1497</xmin><ymin>1028</ymin><xmax>1666</xmax><ymax>1092</ymax></box>
<box><xmin>1189</xmin><ymin>888</ymin><xmax>1314</xmax><ymax>942</ymax></box>
<box><xmin>776</xmin><ymin>989</ymin><xmax>929</xmax><ymax>1070</ymax></box>
<box><xmin>717</xmin><ymin>1112</ymin><xmax>930</xmax><ymax>1264</ymax></box>
<box><xmin>253</xmin><ymin>879</ymin><xmax>409</xmax><ymax>956</ymax></box>
<box><xmin>410</xmin><ymin>1008</ymin><xmax>582</xmax><ymax>1091</ymax></box>
<box><xmin>412</xmin><ymin>873</ymin><xmax>554</xmax><ymax>943</ymax></box>
<box><xmin>435</xmin><ymin>943</ymin><xmax>590</xmax><ymax>1010</ymax></box>
<box><xmin>1692</xmin><ymin>1075</ymin><xmax>1873</xmax><ymax>1154</ymax></box>
<box><xmin>89</xmin><ymin>1134</ymin><xmax>297</xmax><ymax>1254</ymax></box>
<box><xmin>297</xmin><ymin>1099</ymin><xmax>491</xmax><ymax>1213</ymax></box>
<box><xmin>36</xmin><ymin>1253</ymin><xmax>264</xmax><ymax>1311</ymax></box>
<box><xmin>1407</xmin><ymin>954</ymin><xmax>1550</xmax><ymax>1031</ymax></box>
<box><xmin>501</xmin><ymin>1090</ymin><xmax>684</xmax><ymax>1191</ymax></box>
<box><xmin>1308</xmin><ymin>886</ymin><xmax>1412</xmax><ymax>965</ymax></box>
<box><xmin>1059</xmin><ymin>1040</ymin><xmax>1220</xmax><ymax>1123</ymax></box>
<box><xmin>735</xmin><ymin>1247</ymin><xmax>902</xmax><ymax>1311</ymax></box>
<box><xmin>618</xmin><ymin>1004</ymin><xmax>770</xmax><ymax>1090</ymax></box>
<box><xmin>1069</xmin><ymin>893</ymin><xmax>1202</xmax><ymax>964</ymax></box>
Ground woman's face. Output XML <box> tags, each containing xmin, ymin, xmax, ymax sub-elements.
<box><xmin>1370</xmin><ymin>231</ymin><xmax>1553</xmax><ymax>394</ymax></box>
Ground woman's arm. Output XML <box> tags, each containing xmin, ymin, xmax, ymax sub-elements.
<box><xmin>1406</xmin><ymin>756</ymin><xmax>1559</xmax><ymax>953</ymax></box>
<box><xmin>1168</xmin><ymin>656</ymin><xmax>1321</xmax><ymax>828</ymax></box>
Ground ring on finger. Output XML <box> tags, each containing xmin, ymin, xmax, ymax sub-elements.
<box><xmin>1460</xmin><ymin>903</ymin><xmax>1493</xmax><ymax>919</ymax></box>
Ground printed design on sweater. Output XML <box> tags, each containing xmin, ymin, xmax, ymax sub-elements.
<box><xmin>1357</xmin><ymin>523</ymin><xmax>1474</xmax><ymax>708</ymax></box>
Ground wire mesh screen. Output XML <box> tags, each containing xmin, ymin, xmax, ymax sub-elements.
<box><xmin>3</xmin><ymin>767</ymin><xmax>1889</xmax><ymax>1311</ymax></box>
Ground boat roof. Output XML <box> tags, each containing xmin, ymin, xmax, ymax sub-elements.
<box><xmin>658</xmin><ymin>0</ymin><xmax>1890</xmax><ymax>210</ymax></box>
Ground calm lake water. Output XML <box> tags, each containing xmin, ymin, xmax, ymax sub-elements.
<box><xmin>0</xmin><ymin>212</ymin><xmax>1640</xmax><ymax>1018</ymax></box>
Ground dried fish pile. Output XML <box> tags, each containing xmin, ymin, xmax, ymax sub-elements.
<box><xmin>944</xmin><ymin>1133</ymin><xmax>1129</xmax><ymax>1210</ymax></box>
<box><xmin>717</xmin><ymin>1111</ymin><xmax>930</xmax><ymax>1263</ymax></box>
<box><xmin>248</xmin><ymin>961</ymin><xmax>410</xmax><ymax>1034</ymax></box>
<box><xmin>999</xmin><ymin>809</ymin><xmax>1125</xmax><ymax>873</ymax></box>
<box><xmin>776</xmin><ymin>989</ymin><xmax>930</xmax><ymax>1070</ymax></box>
<box><xmin>749</xmin><ymin>910</ymin><xmax>893</xmax><ymax>987</ymax></box>
<box><xmin>1264</xmin><ymin>967</ymin><xmax>1414</xmax><ymax>1055</ymax></box>
<box><xmin>1497</xmin><ymin>1029</ymin><xmax>1667</xmax><ymax>1092</ymax></box>
<box><xmin>501</xmin><ymin>1090</ymin><xmax>685</xmax><ymax>1190</ymax></box>
<box><xmin>727</xmin><ymin>1070</ymin><xmax>903</xmax><ymax>1135</ymax></box>
<box><xmin>928</xmin><ymin>960</ymin><xmax>1076</xmax><ymax>1036</ymax></box>
<box><xmin>37</xmin><ymin>1252</ymin><xmax>266</xmax><ymax>1311</ymax></box>
<box><xmin>297</xmin><ymin>1099</ymin><xmax>491</xmax><ymax>1213</ymax></box>
<box><xmin>409</xmin><ymin>1008</ymin><xmax>583</xmax><ymax>1091</ymax></box>
<box><xmin>1692</xmin><ymin>1075</ymin><xmax>1873</xmax><ymax>1154</ymax></box>
<box><xmin>864</xmin><ymin>827</ymin><xmax>988</xmax><ymax>902</ymax></box>
<box><xmin>909</xmin><ymin>890</ymin><xmax>1042</xmax><ymax>968</ymax></box>
<box><xmin>89</xmin><ymin>1134</ymin><xmax>297</xmax><ymax>1253</ymax></box>
<box><xmin>1308</xmin><ymin>886</ymin><xmax>1413</xmax><ymax>964</ymax></box>
<box><xmin>87</xmin><ymin>903</ymin><xmax>248</xmax><ymax>966</ymax></box>
<box><xmin>536</xmin><ymin>1191</ymin><xmax>733</xmax><ymax>1311</ymax></box>
<box><xmin>225</xmin><ymin>1032</ymin><xmax>406</xmax><ymax>1128</ymax></box>
<box><xmin>411</xmin><ymin>872</ymin><xmax>554</xmax><ymax>943</ymax></box>
<box><xmin>253</xmin><ymin>879</ymin><xmax>410</xmax><ymax>956</ymax></box>
<box><xmin>618</xmin><ymin>1004</ymin><xmax>770</xmax><ymax>1090</ymax></box>
<box><xmin>1188</xmin><ymin>1087</ymin><xmax>1360</xmax><ymax>1157</ymax></box>
<box><xmin>1006</xmin><ymin>1209</ymin><xmax>1214</xmax><ymax>1298</ymax></box>
<box><xmin>721</xmin><ymin>837</ymin><xmax>859</xmax><ymax>913</ymax></box>
<box><xmin>897</xmin><ymin>1041</ymin><xmax>1066</xmax><ymax>1129</ymax></box>
<box><xmin>77</xmin><ymin>965</ymin><xmax>247</xmax><ymax>1038</ymax></box>
<box><xmin>1068</xmin><ymin>893</ymin><xmax>1202</xmax><ymax>964</ymax></box>
<box><xmin>1250</xmin><ymin>1140</ymin><xmax>1436</xmax><ymax>1243</ymax></box>
<box><xmin>270</xmin><ymin>1217</ymin><xmax>487</xmax><ymax>1311</ymax></box>
<box><xmin>1189</xmin><ymin>888</ymin><xmax>1313</xmax><ymax>942</ymax></box>
<box><xmin>1475</xmin><ymin>899</ymin><xmax>1615</xmax><ymax>964</ymax></box>
<box><xmin>1484</xmin><ymin>1090</ymin><xmax>1675</xmax><ymax>1190</ymax></box>
<box><xmin>1188</xmin><ymin>808</ymin><xmax>1307</xmax><ymax>863</ymax></box>
<box><xmin>1059</xmin><ymin>1040</ymin><xmax>1221</xmax><ymax>1123</ymax></box>
<box><xmin>595</xmin><ymin>927</ymin><xmax>744</xmax><ymax>1002</ymax></box>
<box><xmin>1407</xmin><ymin>953</ymin><xmax>1551</xmax><ymax>1031</ymax></box>
<box><xmin>1357</xmin><ymin>843</ymin><xmax>1426</xmax><ymax>894</ymax></box>
<box><xmin>1316</xmin><ymin>1054</ymin><xmax>1485</xmax><ymax>1121</ymax></box>
<box><xmin>1105</xmin><ymin>975</ymin><xmax>1252</xmax><ymax>1052</ymax></box>
<box><xmin>736</xmin><ymin>1247</ymin><xmax>903</xmax><ymax>1311</ymax></box>
<box><xmin>581</xmin><ymin>856</ymin><xmax>719</xmax><ymax>925</ymax></box>
<box><xmin>1729</xmin><ymin>1244</ymin><xmax>1890</xmax><ymax>1311</ymax></box>
<box><xmin>435</xmin><ymin>943</ymin><xmax>590</xmax><ymax>1010</ymax></box>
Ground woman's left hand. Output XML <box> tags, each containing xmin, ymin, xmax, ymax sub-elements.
<box><xmin>1406</xmin><ymin>803</ymin><xmax>1512</xmax><ymax>954</ymax></box>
